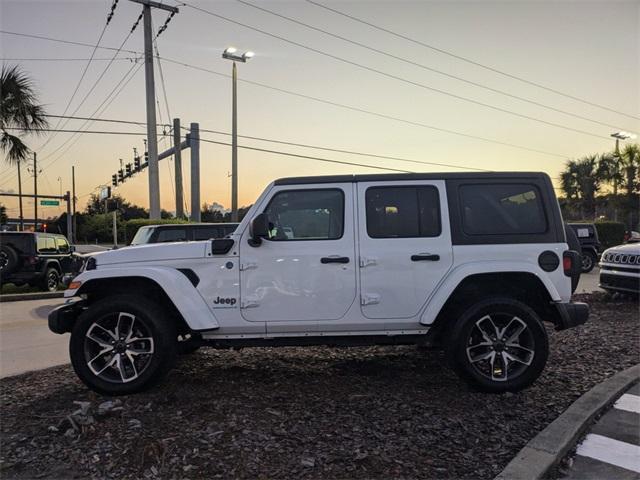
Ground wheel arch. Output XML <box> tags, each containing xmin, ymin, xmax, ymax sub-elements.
<box><xmin>70</xmin><ymin>267</ymin><xmax>219</xmax><ymax>332</ymax></box>
<box><xmin>423</xmin><ymin>271</ymin><xmax>562</xmax><ymax>347</ymax></box>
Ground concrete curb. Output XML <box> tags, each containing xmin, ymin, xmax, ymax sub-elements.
<box><xmin>0</xmin><ymin>292</ymin><xmax>64</xmax><ymax>302</ymax></box>
<box><xmin>495</xmin><ymin>364</ymin><xmax>640</xmax><ymax>480</ymax></box>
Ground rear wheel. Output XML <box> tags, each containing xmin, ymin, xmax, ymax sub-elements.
<box><xmin>581</xmin><ymin>250</ymin><xmax>597</xmax><ymax>273</ymax></box>
<box><xmin>69</xmin><ymin>295</ymin><xmax>177</xmax><ymax>395</ymax></box>
<box><xmin>446</xmin><ymin>297</ymin><xmax>549</xmax><ymax>393</ymax></box>
<box><xmin>0</xmin><ymin>245</ymin><xmax>18</xmax><ymax>275</ymax></box>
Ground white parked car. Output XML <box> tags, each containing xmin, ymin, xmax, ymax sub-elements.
<box><xmin>49</xmin><ymin>172</ymin><xmax>588</xmax><ymax>395</ymax></box>
<box><xmin>599</xmin><ymin>243</ymin><xmax>640</xmax><ymax>294</ymax></box>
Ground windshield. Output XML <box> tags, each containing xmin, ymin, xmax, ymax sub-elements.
<box><xmin>130</xmin><ymin>227</ymin><xmax>154</xmax><ymax>245</ymax></box>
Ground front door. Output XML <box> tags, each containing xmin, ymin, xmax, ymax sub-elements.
<box><xmin>240</xmin><ymin>185</ymin><xmax>356</xmax><ymax>323</ymax></box>
<box><xmin>357</xmin><ymin>180</ymin><xmax>453</xmax><ymax>319</ymax></box>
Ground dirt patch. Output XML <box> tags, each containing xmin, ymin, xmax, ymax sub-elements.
<box><xmin>1</xmin><ymin>293</ymin><xmax>638</xmax><ymax>479</ymax></box>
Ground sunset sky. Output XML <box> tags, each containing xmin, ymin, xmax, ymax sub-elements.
<box><xmin>1</xmin><ymin>0</ymin><xmax>638</xmax><ymax>219</ymax></box>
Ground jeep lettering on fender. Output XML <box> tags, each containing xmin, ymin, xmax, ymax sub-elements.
<box><xmin>48</xmin><ymin>172</ymin><xmax>589</xmax><ymax>396</ymax></box>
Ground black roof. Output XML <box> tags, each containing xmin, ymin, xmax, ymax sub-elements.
<box><xmin>274</xmin><ymin>172</ymin><xmax>550</xmax><ymax>185</ymax></box>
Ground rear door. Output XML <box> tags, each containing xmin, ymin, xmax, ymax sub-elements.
<box><xmin>357</xmin><ymin>180</ymin><xmax>453</xmax><ymax>319</ymax></box>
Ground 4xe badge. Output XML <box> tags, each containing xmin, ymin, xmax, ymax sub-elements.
<box><xmin>213</xmin><ymin>296</ymin><xmax>237</xmax><ymax>308</ymax></box>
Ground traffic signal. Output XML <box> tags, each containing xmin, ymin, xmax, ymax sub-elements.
<box><xmin>125</xmin><ymin>163</ymin><xmax>132</xmax><ymax>176</ymax></box>
<box><xmin>118</xmin><ymin>169</ymin><xmax>124</xmax><ymax>182</ymax></box>
<box><xmin>134</xmin><ymin>156</ymin><xmax>141</xmax><ymax>171</ymax></box>
<box><xmin>144</xmin><ymin>150</ymin><xmax>148</xmax><ymax>166</ymax></box>
<box><xmin>112</xmin><ymin>174</ymin><xmax>118</xmax><ymax>187</ymax></box>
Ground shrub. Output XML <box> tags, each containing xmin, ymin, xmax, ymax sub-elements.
<box><xmin>594</xmin><ymin>221</ymin><xmax>626</xmax><ymax>249</ymax></box>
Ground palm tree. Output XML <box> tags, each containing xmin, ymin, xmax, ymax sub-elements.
<box><xmin>620</xmin><ymin>144</ymin><xmax>639</xmax><ymax>197</ymax></box>
<box><xmin>598</xmin><ymin>152</ymin><xmax>623</xmax><ymax>195</ymax></box>
<box><xmin>0</xmin><ymin>64</ymin><xmax>48</xmax><ymax>231</ymax></box>
<box><xmin>559</xmin><ymin>155</ymin><xmax>604</xmax><ymax>219</ymax></box>
<box><xmin>0</xmin><ymin>64</ymin><xmax>48</xmax><ymax>164</ymax></box>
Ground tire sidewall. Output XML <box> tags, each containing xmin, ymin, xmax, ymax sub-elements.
<box><xmin>0</xmin><ymin>246</ymin><xmax>18</xmax><ymax>274</ymax></box>
<box><xmin>581</xmin><ymin>250</ymin><xmax>597</xmax><ymax>273</ymax></box>
<box><xmin>70</xmin><ymin>295</ymin><xmax>177</xmax><ymax>395</ymax></box>
<box><xmin>43</xmin><ymin>268</ymin><xmax>60</xmax><ymax>292</ymax></box>
<box><xmin>448</xmin><ymin>297</ymin><xmax>549</xmax><ymax>393</ymax></box>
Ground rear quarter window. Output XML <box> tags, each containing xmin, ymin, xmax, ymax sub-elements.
<box><xmin>459</xmin><ymin>183</ymin><xmax>547</xmax><ymax>235</ymax></box>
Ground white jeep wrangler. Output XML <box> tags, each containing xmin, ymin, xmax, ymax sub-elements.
<box><xmin>49</xmin><ymin>172</ymin><xmax>588</xmax><ymax>395</ymax></box>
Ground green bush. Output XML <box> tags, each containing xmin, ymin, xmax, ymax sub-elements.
<box><xmin>124</xmin><ymin>218</ymin><xmax>188</xmax><ymax>244</ymax></box>
<box><xmin>594</xmin><ymin>221</ymin><xmax>626</xmax><ymax>249</ymax></box>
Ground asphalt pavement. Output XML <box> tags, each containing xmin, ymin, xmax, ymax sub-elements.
<box><xmin>0</xmin><ymin>297</ymin><xmax>68</xmax><ymax>378</ymax></box>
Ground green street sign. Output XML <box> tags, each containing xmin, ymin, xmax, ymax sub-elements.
<box><xmin>40</xmin><ymin>200</ymin><xmax>60</xmax><ymax>206</ymax></box>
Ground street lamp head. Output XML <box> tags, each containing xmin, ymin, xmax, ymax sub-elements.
<box><xmin>611</xmin><ymin>131</ymin><xmax>637</xmax><ymax>140</ymax></box>
<box><xmin>224</xmin><ymin>46</ymin><xmax>237</xmax><ymax>55</ymax></box>
<box><xmin>242</xmin><ymin>51</ymin><xmax>255</xmax><ymax>60</ymax></box>
<box><xmin>222</xmin><ymin>47</ymin><xmax>254</xmax><ymax>63</ymax></box>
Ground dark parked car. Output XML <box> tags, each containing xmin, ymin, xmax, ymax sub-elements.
<box><xmin>567</xmin><ymin>223</ymin><xmax>601</xmax><ymax>273</ymax></box>
<box><xmin>0</xmin><ymin>232</ymin><xmax>82</xmax><ymax>292</ymax></box>
<box><xmin>130</xmin><ymin>223</ymin><xmax>239</xmax><ymax>245</ymax></box>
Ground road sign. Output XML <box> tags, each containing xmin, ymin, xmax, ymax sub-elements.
<box><xmin>40</xmin><ymin>200</ymin><xmax>60</xmax><ymax>206</ymax></box>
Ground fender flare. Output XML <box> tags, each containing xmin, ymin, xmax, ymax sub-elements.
<box><xmin>66</xmin><ymin>266</ymin><xmax>219</xmax><ymax>331</ymax></box>
<box><xmin>419</xmin><ymin>261</ymin><xmax>562</xmax><ymax>326</ymax></box>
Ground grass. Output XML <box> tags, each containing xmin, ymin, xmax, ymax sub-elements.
<box><xmin>0</xmin><ymin>283</ymin><xmax>62</xmax><ymax>294</ymax></box>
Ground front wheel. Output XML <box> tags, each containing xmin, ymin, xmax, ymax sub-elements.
<box><xmin>446</xmin><ymin>297</ymin><xmax>549</xmax><ymax>393</ymax></box>
<box><xmin>69</xmin><ymin>295</ymin><xmax>177</xmax><ymax>395</ymax></box>
<box><xmin>41</xmin><ymin>268</ymin><xmax>60</xmax><ymax>292</ymax></box>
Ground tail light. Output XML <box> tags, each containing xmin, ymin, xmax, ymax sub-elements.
<box><xmin>563</xmin><ymin>251</ymin><xmax>580</xmax><ymax>277</ymax></box>
<box><xmin>563</xmin><ymin>255</ymin><xmax>572</xmax><ymax>272</ymax></box>
<box><xmin>27</xmin><ymin>256</ymin><xmax>38</xmax><ymax>265</ymax></box>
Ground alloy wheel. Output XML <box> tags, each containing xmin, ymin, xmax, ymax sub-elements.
<box><xmin>465</xmin><ymin>314</ymin><xmax>535</xmax><ymax>382</ymax></box>
<box><xmin>47</xmin><ymin>271</ymin><xmax>59</xmax><ymax>291</ymax></box>
<box><xmin>581</xmin><ymin>254</ymin><xmax>593</xmax><ymax>272</ymax></box>
<box><xmin>0</xmin><ymin>251</ymin><xmax>7</xmax><ymax>271</ymax></box>
<box><xmin>84</xmin><ymin>312</ymin><xmax>155</xmax><ymax>383</ymax></box>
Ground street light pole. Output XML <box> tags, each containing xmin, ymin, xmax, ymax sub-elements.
<box><xmin>222</xmin><ymin>47</ymin><xmax>254</xmax><ymax>223</ymax></box>
<box><xmin>232</xmin><ymin>61</ymin><xmax>238</xmax><ymax>222</ymax></box>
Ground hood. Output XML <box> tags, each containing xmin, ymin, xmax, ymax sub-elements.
<box><xmin>90</xmin><ymin>241</ymin><xmax>208</xmax><ymax>266</ymax></box>
<box><xmin>603</xmin><ymin>243</ymin><xmax>640</xmax><ymax>255</ymax></box>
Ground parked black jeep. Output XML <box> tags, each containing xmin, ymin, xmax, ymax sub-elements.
<box><xmin>567</xmin><ymin>223</ymin><xmax>601</xmax><ymax>273</ymax></box>
<box><xmin>0</xmin><ymin>232</ymin><xmax>82</xmax><ymax>292</ymax></box>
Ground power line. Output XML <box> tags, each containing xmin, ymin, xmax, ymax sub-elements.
<box><xmin>304</xmin><ymin>0</ymin><xmax>640</xmax><ymax>122</ymax></box>
<box><xmin>0</xmin><ymin>30</ymin><xmax>141</xmax><ymax>55</ymax></box>
<box><xmin>4</xmin><ymin>127</ymin><xmax>147</xmax><ymax>135</ymax></box>
<box><xmin>159</xmin><ymin>56</ymin><xmax>571</xmax><ymax>159</ymax></box>
<box><xmin>39</xmin><ymin>11</ymin><xmax>144</xmax><ymax>162</ymax></box>
<box><xmin>235</xmin><ymin>0</ymin><xmax>627</xmax><ymax>132</ymax></box>
<box><xmin>198</xmin><ymin>137</ymin><xmax>414</xmax><ymax>173</ymax></box>
<box><xmin>179</xmin><ymin>0</ymin><xmax>609</xmax><ymax>140</ymax></box>
<box><xmin>36</xmin><ymin>0</ymin><xmax>118</xmax><ymax>153</ymax></box>
<box><xmin>0</xmin><ymin>57</ymin><xmax>140</xmax><ymax>62</ymax></box>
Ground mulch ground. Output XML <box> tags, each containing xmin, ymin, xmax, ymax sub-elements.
<box><xmin>1</xmin><ymin>292</ymin><xmax>638</xmax><ymax>480</ymax></box>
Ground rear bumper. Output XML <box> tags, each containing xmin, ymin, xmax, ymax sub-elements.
<box><xmin>48</xmin><ymin>299</ymin><xmax>85</xmax><ymax>334</ymax></box>
<box><xmin>554</xmin><ymin>301</ymin><xmax>589</xmax><ymax>331</ymax></box>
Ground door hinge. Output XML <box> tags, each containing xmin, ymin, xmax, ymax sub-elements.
<box><xmin>240</xmin><ymin>262</ymin><xmax>258</xmax><ymax>271</ymax></box>
<box><xmin>361</xmin><ymin>293</ymin><xmax>381</xmax><ymax>306</ymax></box>
<box><xmin>241</xmin><ymin>298</ymin><xmax>260</xmax><ymax>308</ymax></box>
<box><xmin>359</xmin><ymin>256</ymin><xmax>378</xmax><ymax>268</ymax></box>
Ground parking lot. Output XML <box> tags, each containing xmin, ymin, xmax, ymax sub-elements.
<box><xmin>0</xmin><ymin>290</ymin><xmax>637</xmax><ymax>479</ymax></box>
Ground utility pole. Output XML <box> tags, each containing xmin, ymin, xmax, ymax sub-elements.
<box><xmin>17</xmin><ymin>160</ymin><xmax>24</xmax><ymax>231</ymax></box>
<box><xmin>173</xmin><ymin>118</ymin><xmax>184</xmax><ymax>219</ymax></box>
<box><xmin>189</xmin><ymin>122</ymin><xmax>201</xmax><ymax>222</ymax></box>
<box><xmin>231</xmin><ymin>62</ymin><xmax>238</xmax><ymax>222</ymax></box>
<box><xmin>65</xmin><ymin>191</ymin><xmax>72</xmax><ymax>241</ymax></box>
<box><xmin>33</xmin><ymin>152</ymin><xmax>38</xmax><ymax>231</ymax></box>
<box><xmin>130</xmin><ymin>0</ymin><xmax>179</xmax><ymax>220</ymax></box>
<box><xmin>72</xmin><ymin>166</ymin><xmax>77</xmax><ymax>243</ymax></box>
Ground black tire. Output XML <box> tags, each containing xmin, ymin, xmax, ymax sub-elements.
<box><xmin>581</xmin><ymin>250</ymin><xmax>598</xmax><ymax>273</ymax></box>
<box><xmin>446</xmin><ymin>297</ymin><xmax>549</xmax><ymax>393</ymax></box>
<box><xmin>177</xmin><ymin>333</ymin><xmax>202</xmax><ymax>355</ymax></box>
<box><xmin>0</xmin><ymin>245</ymin><xmax>19</xmax><ymax>275</ymax></box>
<box><xmin>41</xmin><ymin>267</ymin><xmax>60</xmax><ymax>292</ymax></box>
<box><xmin>564</xmin><ymin>225</ymin><xmax>581</xmax><ymax>293</ymax></box>
<box><xmin>69</xmin><ymin>294</ymin><xmax>177</xmax><ymax>395</ymax></box>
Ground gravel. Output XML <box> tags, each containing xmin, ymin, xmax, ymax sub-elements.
<box><xmin>1</xmin><ymin>293</ymin><xmax>638</xmax><ymax>479</ymax></box>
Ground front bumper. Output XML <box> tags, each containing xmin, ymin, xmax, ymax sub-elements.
<box><xmin>48</xmin><ymin>299</ymin><xmax>86</xmax><ymax>334</ymax></box>
<box><xmin>554</xmin><ymin>301</ymin><xmax>589</xmax><ymax>330</ymax></box>
<box><xmin>599</xmin><ymin>272</ymin><xmax>640</xmax><ymax>294</ymax></box>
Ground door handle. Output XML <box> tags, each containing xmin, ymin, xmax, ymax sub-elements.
<box><xmin>411</xmin><ymin>254</ymin><xmax>440</xmax><ymax>262</ymax></box>
<box><xmin>321</xmin><ymin>256</ymin><xmax>350</xmax><ymax>264</ymax></box>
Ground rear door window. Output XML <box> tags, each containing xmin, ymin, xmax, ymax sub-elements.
<box><xmin>366</xmin><ymin>186</ymin><xmax>441</xmax><ymax>238</ymax></box>
<box><xmin>37</xmin><ymin>236</ymin><xmax>57</xmax><ymax>253</ymax></box>
<box><xmin>459</xmin><ymin>184</ymin><xmax>547</xmax><ymax>235</ymax></box>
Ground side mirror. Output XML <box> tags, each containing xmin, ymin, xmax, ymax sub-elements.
<box><xmin>248</xmin><ymin>213</ymin><xmax>269</xmax><ymax>247</ymax></box>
